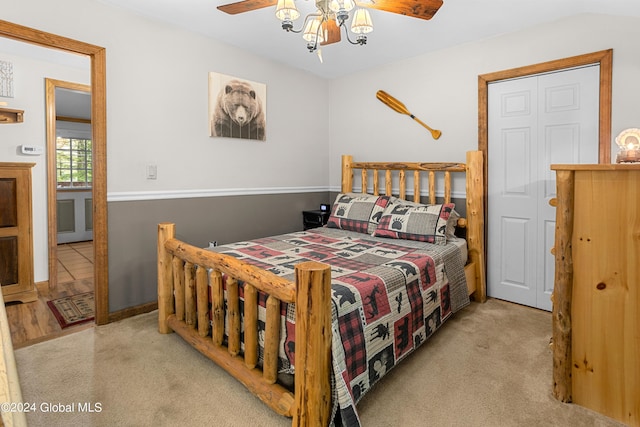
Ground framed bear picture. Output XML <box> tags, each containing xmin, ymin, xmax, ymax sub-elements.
<box><xmin>209</xmin><ymin>72</ymin><xmax>266</xmax><ymax>141</ymax></box>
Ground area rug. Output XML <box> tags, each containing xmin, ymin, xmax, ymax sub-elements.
<box><xmin>47</xmin><ymin>292</ymin><xmax>95</xmax><ymax>329</ymax></box>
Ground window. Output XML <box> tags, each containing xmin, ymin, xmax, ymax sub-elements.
<box><xmin>56</xmin><ymin>137</ymin><xmax>92</xmax><ymax>188</ymax></box>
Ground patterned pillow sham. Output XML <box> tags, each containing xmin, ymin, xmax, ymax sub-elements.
<box><xmin>326</xmin><ymin>193</ymin><xmax>392</xmax><ymax>234</ymax></box>
<box><xmin>446</xmin><ymin>208</ymin><xmax>461</xmax><ymax>239</ymax></box>
<box><xmin>373</xmin><ymin>202</ymin><xmax>456</xmax><ymax>244</ymax></box>
<box><xmin>387</xmin><ymin>197</ymin><xmax>461</xmax><ymax>240</ymax></box>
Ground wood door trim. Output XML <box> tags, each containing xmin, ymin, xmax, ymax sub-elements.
<box><xmin>0</xmin><ymin>19</ymin><xmax>109</xmax><ymax>325</ymax></box>
<box><xmin>45</xmin><ymin>79</ymin><xmax>91</xmax><ymax>293</ymax></box>
<box><xmin>479</xmin><ymin>49</ymin><xmax>612</xmax><ymax>163</ymax></box>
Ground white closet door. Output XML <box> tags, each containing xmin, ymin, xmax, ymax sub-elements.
<box><xmin>488</xmin><ymin>65</ymin><xmax>599</xmax><ymax>310</ymax></box>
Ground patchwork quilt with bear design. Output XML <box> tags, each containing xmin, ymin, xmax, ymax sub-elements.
<box><xmin>209</xmin><ymin>226</ymin><xmax>469</xmax><ymax>426</ymax></box>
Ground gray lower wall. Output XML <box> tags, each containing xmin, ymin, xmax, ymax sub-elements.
<box><xmin>108</xmin><ymin>191</ymin><xmax>466</xmax><ymax>312</ymax></box>
<box><xmin>107</xmin><ymin>191</ymin><xmax>330</xmax><ymax>312</ymax></box>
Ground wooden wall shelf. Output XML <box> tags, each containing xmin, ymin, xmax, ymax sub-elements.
<box><xmin>0</xmin><ymin>108</ymin><xmax>24</xmax><ymax>124</ymax></box>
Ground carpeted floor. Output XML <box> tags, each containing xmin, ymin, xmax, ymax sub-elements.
<box><xmin>14</xmin><ymin>299</ymin><xmax>624</xmax><ymax>427</ymax></box>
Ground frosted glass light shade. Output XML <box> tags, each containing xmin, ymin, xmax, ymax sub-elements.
<box><xmin>275</xmin><ymin>0</ymin><xmax>300</xmax><ymax>21</ymax></box>
<box><xmin>351</xmin><ymin>9</ymin><xmax>373</xmax><ymax>34</ymax></box>
<box><xmin>303</xmin><ymin>18</ymin><xmax>325</xmax><ymax>43</ymax></box>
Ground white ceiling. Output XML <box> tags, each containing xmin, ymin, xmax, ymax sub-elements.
<box><xmin>96</xmin><ymin>0</ymin><xmax>640</xmax><ymax>78</ymax></box>
<box><xmin>55</xmin><ymin>88</ymin><xmax>91</xmax><ymax>120</ymax></box>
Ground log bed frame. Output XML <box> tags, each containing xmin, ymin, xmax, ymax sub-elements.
<box><xmin>157</xmin><ymin>151</ymin><xmax>486</xmax><ymax>426</ymax></box>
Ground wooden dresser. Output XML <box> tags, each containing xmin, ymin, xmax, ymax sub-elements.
<box><xmin>550</xmin><ymin>164</ymin><xmax>639</xmax><ymax>426</ymax></box>
<box><xmin>0</xmin><ymin>162</ymin><xmax>38</xmax><ymax>303</ymax></box>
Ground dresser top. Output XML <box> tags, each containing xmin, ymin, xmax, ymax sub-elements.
<box><xmin>551</xmin><ymin>163</ymin><xmax>640</xmax><ymax>171</ymax></box>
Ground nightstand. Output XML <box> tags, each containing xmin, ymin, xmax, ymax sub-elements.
<box><xmin>302</xmin><ymin>210</ymin><xmax>329</xmax><ymax>230</ymax></box>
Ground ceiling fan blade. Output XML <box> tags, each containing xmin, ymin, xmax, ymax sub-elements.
<box><xmin>357</xmin><ymin>0</ymin><xmax>443</xmax><ymax>20</ymax></box>
<box><xmin>217</xmin><ymin>0</ymin><xmax>277</xmax><ymax>15</ymax></box>
<box><xmin>320</xmin><ymin>18</ymin><xmax>341</xmax><ymax>46</ymax></box>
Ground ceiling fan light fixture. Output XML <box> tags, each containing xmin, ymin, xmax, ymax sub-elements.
<box><xmin>351</xmin><ymin>8</ymin><xmax>373</xmax><ymax>34</ymax></box>
<box><xmin>219</xmin><ymin>0</ymin><xmax>443</xmax><ymax>57</ymax></box>
<box><xmin>275</xmin><ymin>0</ymin><xmax>300</xmax><ymax>24</ymax></box>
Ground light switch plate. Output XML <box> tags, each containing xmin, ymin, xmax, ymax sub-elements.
<box><xmin>146</xmin><ymin>164</ymin><xmax>157</xmax><ymax>180</ymax></box>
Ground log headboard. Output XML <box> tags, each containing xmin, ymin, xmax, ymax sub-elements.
<box><xmin>340</xmin><ymin>151</ymin><xmax>486</xmax><ymax>302</ymax></box>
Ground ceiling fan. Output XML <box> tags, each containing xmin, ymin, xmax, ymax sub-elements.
<box><xmin>217</xmin><ymin>0</ymin><xmax>444</xmax><ymax>53</ymax></box>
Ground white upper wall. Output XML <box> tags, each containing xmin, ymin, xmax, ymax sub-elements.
<box><xmin>328</xmin><ymin>13</ymin><xmax>640</xmax><ymax>189</ymax></box>
<box><xmin>2</xmin><ymin>0</ymin><xmax>330</xmax><ymax>196</ymax></box>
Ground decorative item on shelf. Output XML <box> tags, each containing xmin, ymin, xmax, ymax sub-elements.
<box><xmin>376</xmin><ymin>90</ymin><xmax>441</xmax><ymax>139</ymax></box>
<box><xmin>217</xmin><ymin>0</ymin><xmax>443</xmax><ymax>56</ymax></box>
<box><xmin>615</xmin><ymin>128</ymin><xmax>640</xmax><ymax>163</ymax></box>
<box><xmin>0</xmin><ymin>59</ymin><xmax>14</xmax><ymax>98</ymax></box>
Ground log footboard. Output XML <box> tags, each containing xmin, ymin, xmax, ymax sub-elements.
<box><xmin>158</xmin><ymin>223</ymin><xmax>331</xmax><ymax>426</ymax></box>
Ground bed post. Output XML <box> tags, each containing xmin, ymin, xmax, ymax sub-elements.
<box><xmin>342</xmin><ymin>155</ymin><xmax>353</xmax><ymax>193</ymax></box>
<box><xmin>551</xmin><ymin>170</ymin><xmax>574</xmax><ymax>402</ymax></box>
<box><xmin>466</xmin><ymin>151</ymin><xmax>486</xmax><ymax>302</ymax></box>
<box><xmin>293</xmin><ymin>261</ymin><xmax>332</xmax><ymax>427</ymax></box>
<box><xmin>158</xmin><ymin>222</ymin><xmax>175</xmax><ymax>334</ymax></box>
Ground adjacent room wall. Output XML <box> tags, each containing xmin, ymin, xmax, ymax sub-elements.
<box><xmin>0</xmin><ymin>47</ymin><xmax>90</xmax><ymax>283</ymax></box>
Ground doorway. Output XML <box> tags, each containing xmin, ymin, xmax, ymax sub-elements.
<box><xmin>45</xmin><ymin>79</ymin><xmax>93</xmax><ymax>290</ymax></box>
<box><xmin>0</xmin><ymin>19</ymin><xmax>109</xmax><ymax>326</ymax></box>
<box><xmin>478</xmin><ymin>49</ymin><xmax>613</xmax><ymax>310</ymax></box>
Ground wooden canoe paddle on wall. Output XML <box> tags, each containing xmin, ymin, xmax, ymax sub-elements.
<box><xmin>376</xmin><ymin>90</ymin><xmax>442</xmax><ymax>140</ymax></box>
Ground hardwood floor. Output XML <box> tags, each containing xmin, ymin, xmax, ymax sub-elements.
<box><xmin>5</xmin><ymin>241</ymin><xmax>95</xmax><ymax>349</ymax></box>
